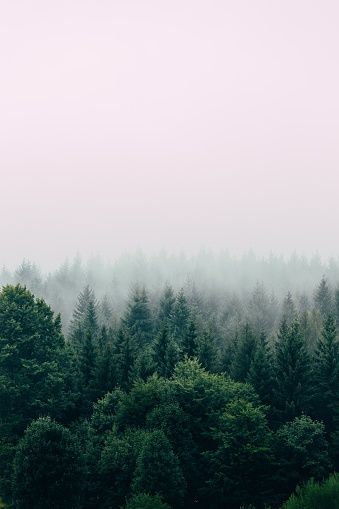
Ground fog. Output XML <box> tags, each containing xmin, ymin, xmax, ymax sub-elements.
<box><xmin>1</xmin><ymin>1</ymin><xmax>339</xmax><ymax>273</ymax></box>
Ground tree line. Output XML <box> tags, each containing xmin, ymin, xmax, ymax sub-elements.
<box><xmin>1</xmin><ymin>261</ymin><xmax>339</xmax><ymax>507</ymax></box>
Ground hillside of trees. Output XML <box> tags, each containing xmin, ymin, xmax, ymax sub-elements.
<box><xmin>2</xmin><ymin>251</ymin><xmax>339</xmax><ymax>508</ymax></box>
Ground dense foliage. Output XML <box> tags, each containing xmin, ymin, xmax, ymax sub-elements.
<box><xmin>1</xmin><ymin>252</ymin><xmax>339</xmax><ymax>507</ymax></box>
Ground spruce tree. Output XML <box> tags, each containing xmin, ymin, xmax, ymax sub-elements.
<box><xmin>273</xmin><ymin>318</ymin><xmax>312</xmax><ymax>424</ymax></box>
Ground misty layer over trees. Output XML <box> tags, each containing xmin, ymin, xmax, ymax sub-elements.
<box><xmin>2</xmin><ymin>250</ymin><xmax>339</xmax><ymax>508</ymax></box>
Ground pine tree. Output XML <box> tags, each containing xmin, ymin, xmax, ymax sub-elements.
<box><xmin>314</xmin><ymin>276</ymin><xmax>333</xmax><ymax>321</ymax></box>
<box><xmin>132</xmin><ymin>430</ymin><xmax>186</xmax><ymax>507</ymax></box>
<box><xmin>273</xmin><ymin>318</ymin><xmax>312</xmax><ymax>424</ymax></box>
<box><xmin>282</xmin><ymin>291</ymin><xmax>297</xmax><ymax>324</ymax></box>
<box><xmin>122</xmin><ymin>284</ymin><xmax>153</xmax><ymax>347</ymax></box>
<box><xmin>230</xmin><ymin>322</ymin><xmax>257</xmax><ymax>382</ymax></box>
<box><xmin>313</xmin><ymin>314</ymin><xmax>339</xmax><ymax>434</ymax></box>
<box><xmin>247</xmin><ymin>330</ymin><xmax>274</xmax><ymax>407</ymax></box>
<box><xmin>170</xmin><ymin>288</ymin><xmax>190</xmax><ymax>343</ymax></box>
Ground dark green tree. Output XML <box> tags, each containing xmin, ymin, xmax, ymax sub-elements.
<box><xmin>230</xmin><ymin>322</ymin><xmax>257</xmax><ymax>382</ymax></box>
<box><xmin>247</xmin><ymin>329</ymin><xmax>275</xmax><ymax>407</ymax></box>
<box><xmin>273</xmin><ymin>318</ymin><xmax>312</xmax><ymax>424</ymax></box>
<box><xmin>131</xmin><ymin>430</ymin><xmax>186</xmax><ymax>507</ymax></box>
<box><xmin>312</xmin><ymin>314</ymin><xmax>339</xmax><ymax>434</ymax></box>
<box><xmin>12</xmin><ymin>416</ymin><xmax>83</xmax><ymax>509</ymax></box>
<box><xmin>204</xmin><ymin>399</ymin><xmax>274</xmax><ymax>508</ymax></box>
<box><xmin>274</xmin><ymin>415</ymin><xmax>332</xmax><ymax>502</ymax></box>
<box><xmin>314</xmin><ymin>276</ymin><xmax>333</xmax><ymax>321</ymax></box>
<box><xmin>170</xmin><ymin>288</ymin><xmax>190</xmax><ymax>343</ymax></box>
<box><xmin>122</xmin><ymin>284</ymin><xmax>153</xmax><ymax>346</ymax></box>
<box><xmin>124</xmin><ymin>493</ymin><xmax>172</xmax><ymax>509</ymax></box>
<box><xmin>156</xmin><ymin>284</ymin><xmax>176</xmax><ymax>329</ymax></box>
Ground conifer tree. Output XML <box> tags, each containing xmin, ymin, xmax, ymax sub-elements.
<box><xmin>312</xmin><ymin>314</ymin><xmax>339</xmax><ymax>434</ymax></box>
<box><xmin>273</xmin><ymin>318</ymin><xmax>312</xmax><ymax>424</ymax></box>
<box><xmin>122</xmin><ymin>284</ymin><xmax>153</xmax><ymax>346</ymax></box>
<box><xmin>314</xmin><ymin>276</ymin><xmax>333</xmax><ymax>321</ymax></box>
<box><xmin>247</xmin><ymin>330</ymin><xmax>274</xmax><ymax>407</ymax></box>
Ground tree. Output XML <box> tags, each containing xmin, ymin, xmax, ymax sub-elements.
<box><xmin>230</xmin><ymin>322</ymin><xmax>257</xmax><ymax>382</ymax></box>
<box><xmin>170</xmin><ymin>288</ymin><xmax>190</xmax><ymax>343</ymax></box>
<box><xmin>204</xmin><ymin>399</ymin><xmax>273</xmax><ymax>508</ymax></box>
<box><xmin>156</xmin><ymin>284</ymin><xmax>176</xmax><ymax>329</ymax></box>
<box><xmin>152</xmin><ymin>321</ymin><xmax>178</xmax><ymax>378</ymax></box>
<box><xmin>312</xmin><ymin>314</ymin><xmax>339</xmax><ymax>434</ymax></box>
<box><xmin>131</xmin><ymin>430</ymin><xmax>186</xmax><ymax>507</ymax></box>
<box><xmin>274</xmin><ymin>415</ymin><xmax>332</xmax><ymax>501</ymax></box>
<box><xmin>124</xmin><ymin>493</ymin><xmax>172</xmax><ymax>509</ymax></box>
<box><xmin>0</xmin><ymin>285</ymin><xmax>75</xmax><ymax>498</ymax></box>
<box><xmin>281</xmin><ymin>291</ymin><xmax>297</xmax><ymax>325</ymax></box>
<box><xmin>314</xmin><ymin>276</ymin><xmax>333</xmax><ymax>320</ymax></box>
<box><xmin>12</xmin><ymin>416</ymin><xmax>83</xmax><ymax>509</ymax></box>
<box><xmin>122</xmin><ymin>284</ymin><xmax>153</xmax><ymax>347</ymax></box>
<box><xmin>273</xmin><ymin>318</ymin><xmax>312</xmax><ymax>424</ymax></box>
<box><xmin>281</xmin><ymin>473</ymin><xmax>339</xmax><ymax>509</ymax></box>
<box><xmin>247</xmin><ymin>330</ymin><xmax>275</xmax><ymax>407</ymax></box>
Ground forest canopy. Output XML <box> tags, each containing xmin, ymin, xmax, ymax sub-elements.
<box><xmin>1</xmin><ymin>251</ymin><xmax>339</xmax><ymax>508</ymax></box>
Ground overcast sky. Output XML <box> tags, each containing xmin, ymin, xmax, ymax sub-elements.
<box><xmin>1</xmin><ymin>0</ymin><xmax>339</xmax><ymax>272</ymax></box>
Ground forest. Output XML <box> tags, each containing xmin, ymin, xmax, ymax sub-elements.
<box><xmin>1</xmin><ymin>250</ymin><xmax>339</xmax><ymax>508</ymax></box>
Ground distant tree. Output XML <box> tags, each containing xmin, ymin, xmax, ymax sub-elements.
<box><xmin>12</xmin><ymin>416</ymin><xmax>83</xmax><ymax>509</ymax></box>
<box><xmin>248</xmin><ymin>281</ymin><xmax>276</xmax><ymax>334</ymax></box>
<box><xmin>170</xmin><ymin>288</ymin><xmax>190</xmax><ymax>343</ymax></box>
<box><xmin>314</xmin><ymin>276</ymin><xmax>333</xmax><ymax>320</ymax></box>
<box><xmin>282</xmin><ymin>291</ymin><xmax>297</xmax><ymax>324</ymax></box>
<box><xmin>156</xmin><ymin>284</ymin><xmax>176</xmax><ymax>329</ymax></box>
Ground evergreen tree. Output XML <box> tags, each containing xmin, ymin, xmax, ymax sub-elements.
<box><xmin>312</xmin><ymin>314</ymin><xmax>339</xmax><ymax>434</ymax></box>
<box><xmin>282</xmin><ymin>291</ymin><xmax>297</xmax><ymax>324</ymax></box>
<box><xmin>122</xmin><ymin>284</ymin><xmax>153</xmax><ymax>346</ymax></box>
<box><xmin>314</xmin><ymin>276</ymin><xmax>333</xmax><ymax>320</ymax></box>
<box><xmin>274</xmin><ymin>415</ymin><xmax>332</xmax><ymax>502</ymax></box>
<box><xmin>170</xmin><ymin>288</ymin><xmax>190</xmax><ymax>343</ymax></box>
<box><xmin>273</xmin><ymin>318</ymin><xmax>312</xmax><ymax>424</ymax></box>
<box><xmin>230</xmin><ymin>322</ymin><xmax>257</xmax><ymax>382</ymax></box>
<box><xmin>157</xmin><ymin>284</ymin><xmax>176</xmax><ymax>329</ymax></box>
<box><xmin>12</xmin><ymin>416</ymin><xmax>83</xmax><ymax>509</ymax></box>
<box><xmin>247</xmin><ymin>330</ymin><xmax>274</xmax><ymax>407</ymax></box>
<box><xmin>132</xmin><ymin>430</ymin><xmax>186</xmax><ymax>507</ymax></box>
<box><xmin>183</xmin><ymin>316</ymin><xmax>199</xmax><ymax>358</ymax></box>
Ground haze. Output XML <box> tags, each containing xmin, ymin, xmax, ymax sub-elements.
<box><xmin>1</xmin><ymin>0</ymin><xmax>338</xmax><ymax>272</ymax></box>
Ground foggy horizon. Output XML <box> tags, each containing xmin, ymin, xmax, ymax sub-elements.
<box><xmin>2</xmin><ymin>1</ymin><xmax>338</xmax><ymax>272</ymax></box>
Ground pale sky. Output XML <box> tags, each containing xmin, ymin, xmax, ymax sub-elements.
<box><xmin>1</xmin><ymin>0</ymin><xmax>339</xmax><ymax>272</ymax></box>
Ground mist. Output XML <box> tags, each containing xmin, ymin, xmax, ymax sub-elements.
<box><xmin>1</xmin><ymin>1</ymin><xmax>339</xmax><ymax>274</ymax></box>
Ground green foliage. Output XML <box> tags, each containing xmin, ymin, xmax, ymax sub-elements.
<box><xmin>124</xmin><ymin>493</ymin><xmax>172</xmax><ymax>509</ymax></box>
<box><xmin>204</xmin><ymin>398</ymin><xmax>273</xmax><ymax>508</ymax></box>
<box><xmin>273</xmin><ymin>318</ymin><xmax>312</xmax><ymax>423</ymax></box>
<box><xmin>131</xmin><ymin>430</ymin><xmax>186</xmax><ymax>507</ymax></box>
<box><xmin>0</xmin><ymin>285</ymin><xmax>74</xmax><ymax>498</ymax></box>
<box><xmin>312</xmin><ymin>314</ymin><xmax>339</xmax><ymax>433</ymax></box>
<box><xmin>122</xmin><ymin>284</ymin><xmax>153</xmax><ymax>346</ymax></box>
<box><xmin>12</xmin><ymin>416</ymin><xmax>83</xmax><ymax>509</ymax></box>
<box><xmin>281</xmin><ymin>473</ymin><xmax>339</xmax><ymax>509</ymax></box>
<box><xmin>275</xmin><ymin>415</ymin><xmax>332</xmax><ymax>500</ymax></box>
